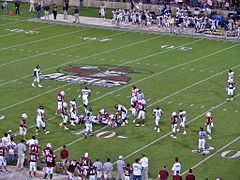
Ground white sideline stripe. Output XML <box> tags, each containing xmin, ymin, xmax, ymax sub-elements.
<box><xmin>0</xmin><ymin>31</ymin><xmax>128</xmax><ymax>67</ymax></box>
<box><xmin>0</xmin><ymin>27</ymin><xmax>89</xmax><ymax>50</ymax></box>
<box><xmin>115</xmin><ymin>93</ymin><xmax>240</xmax><ymax>164</ymax></box>
<box><xmin>234</xmin><ymin>110</ymin><xmax>239</xmax><ymax>113</ymax></box>
<box><xmin>1</xmin><ymin>41</ymin><xmax>238</xmax><ymax>113</ymax></box>
<box><xmin>0</xmin><ymin>24</ymin><xmax>56</xmax><ymax>38</ymax></box>
<box><xmin>181</xmin><ymin>135</ymin><xmax>240</xmax><ymax>175</ymax></box>
<box><xmin>0</xmin><ymin>39</ymin><xmax>202</xmax><ymax>111</ymax></box>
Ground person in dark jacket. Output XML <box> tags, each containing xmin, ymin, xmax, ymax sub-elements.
<box><xmin>73</xmin><ymin>6</ymin><xmax>80</xmax><ymax>23</ymax></box>
<box><xmin>15</xmin><ymin>0</ymin><xmax>20</xmax><ymax>15</ymax></box>
<box><xmin>52</xmin><ymin>3</ymin><xmax>57</xmax><ymax>20</ymax></box>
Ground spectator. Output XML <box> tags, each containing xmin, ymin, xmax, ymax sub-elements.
<box><xmin>52</xmin><ymin>3</ymin><xmax>58</xmax><ymax>20</ymax></box>
<box><xmin>63</xmin><ymin>3</ymin><xmax>68</xmax><ymax>20</ymax></box>
<box><xmin>172</xmin><ymin>157</ymin><xmax>181</xmax><ymax>176</ymax></box>
<box><xmin>103</xmin><ymin>158</ymin><xmax>113</xmax><ymax>180</ymax></box>
<box><xmin>139</xmin><ymin>154</ymin><xmax>148</xmax><ymax>180</ymax></box>
<box><xmin>7</xmin><ymin>137</ymin><xmax>16</xmax><ymax>166</ymax></box>
<box><xmin>185</xmin><ymin>169</ymin><xmax>195</xmax><ymax>180</ymax></box>
<box><xmin>159</xmin><ymin>165</ymin><xmax>169</xmax><ymax>180</ymax></box>
<box><xmin>15</xmin><ymin>0</ymin><xmax>21</xmax><ymax>15</ymax></box>
<box><xmin>15</xmin><ymin>139</ymin><xmax>26</xmax><ymax>171</ymax></box>
<box><xmin>43</xmin><ymin>3</ymin><xmax>50</xmax><ymax>20</ymax></box>
<box><xmin>60</xmin><ymin>145</ymin><xmax>69</xmax><ymax>174</ymax></box>
<box><xmin>116</xmin><ymin>155</ymin><xmax>125</xmax><ymax>180</ymax></box>
<box><xmin>73</xmin><ymin>6</ymin><xmax>80</xmax><ymax>24</ymax></box>
<box><xmin>35</xmin><ymin>3</ymin><xmax>41</xmax><ymax>19</ymax></box>
<box><xmin>132</xmin><ymin>158</ymin><xmax>143</xmax><ymax>180</ymax></box>
<box><xmin>0</xmin><ymin>143</ymin><xmax>8</xmax><ymax>173</ymax></box>
<box><xmin>93</xmin><ymin>157</ymin><xmax>103</xmax><ymax>179</ymax></box>
<box><xmin>29</xmin><ymin>0</ymin><xmax>35</xmax><ymax>12</ymax></box>
<box><xmin>173</xmin><ymin>170</ymin><xmax>182</xmax><ymax>180</ymax></box>
<box><xmin>2</xmin><ymin>1</ymin><xmax>8</xmax><ymax>14</ymax></box>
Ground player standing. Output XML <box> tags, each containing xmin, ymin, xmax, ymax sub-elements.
<box><xmin>19</xmin><ymin>113</ymin><xmax>27</xmax><ymax>140</ymax></box>
<box><xmin>115</xmin><ymin>104</ymin><xmax>128</xmax><ymax>126</ymax></box>
<box><xmin>228</xmin><ymin>69</ymin><xmax>234</xmax><ymax>80</ymax></box>
<box><xmin>29</xmin><ymin>151</ymin><xmax>38</xmax><ymax>178</ymax></box>
<box><xmin>226</xmin><ymin>79</ymin><xmax>235</xmax><ymax>101</ymax></box>
<box><xmin>130</xmin><ymin>96</ymin><xmax>138</xmax><ymax>121</ymax></box>
<box><xmin>32</xmin><ymin>65</ymin><xmax>43</xmax><ymax>88</ymax></box>
<box><xmin>59</xmin><ymin>102</ymin><xmax>69</xmax><ymax>130</ymax></box>
<box><xmin>153</xmin><ymin>106</ymin><xmax>164</xmax><ymax>133</ymax></box>
<box><xmin>170</xmin><ymin>112</ymin><xmax>179</xmax><ymax>139</ymax></box>
<box><xmin>35</xmin><ymin>106</ymin><xmax>49</xmax><ymax>135</ymax></box>
<box><xmin>79</xmin><ymin>87</ymin><xmax>91</xmax><ymax>112</ymax></box>
<box><xmin>135</xmin><ymin>99</ymin><xmax>147</xmax><ymax>127</ymax></box>
<box><xmin>69</xmin><ymin>98</ymin><xmax>78</xmax><ymax>126</ymax></box>
<box><xmin>88</xmin><ymin>162</ymin><xmax>97</xmax><ymax>180</ymax></box>
<box><xmin>198</xmin><ymin>127</ymin><xmax>207</xmax><ymax>155</ymax></box>
<box><xmin>177</xmin><ymin>108</ymin><xmax>187</xmax><ymax>135</ymax></box>
<box><xmin>43</xmin><ymin>150</ymin><xmax>56</xmax><ymax>180</ymax></box>
<box><xmin>55</xmin><ymin>91</ymin><xmax>65</xmax><ymax>116</ymax></box>
<box><xmin>205</xmin><ymin>112</ymin><xmax>213</xmax><ymax>140</ymax></box>
<box><xmin>84</xmin><ymin>113</ymin><xmax>94</xmax><ymax>138</ymax></box>
<box><xmin>66</xmin><ymin>160</ymin><xmax>78</xmax><ymax>180</ymax></box>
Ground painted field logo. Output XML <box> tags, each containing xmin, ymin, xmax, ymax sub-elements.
<box><xmin>41</xmin><ymin>65</ymin><xmax>135</xmax><ymax>88</ymax></box>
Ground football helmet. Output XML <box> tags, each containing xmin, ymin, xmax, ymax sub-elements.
<box><xmin>206</xmin><ymin>112</ymin><xmax>211</xmax><ymax>117</ymax></box>
<box><xmin>172</xmin><ymin>112</ymin><xmax>177</xmax><ymax>116</ymax></box>
<box><xmin>22</xmin><ymin>113</ymin><xmax>28</xmax><ymax>119</ymax></box>
<box><xmin>60</xmin><ymin>91</ymin><xmax>65</xmax><ymax>96</ymax></box>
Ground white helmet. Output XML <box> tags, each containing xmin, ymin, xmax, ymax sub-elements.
<box><xmin>22</xmin><ymin>113</ymin><xmax>28</xmax><ymax>119</ymax></box>
<box><xmin>84</xmin><ymin>152</ymin><xmax>88</xmax><ymax>157</ymax></box>
<box><xmin>172</xmin><ymin>112</ymin><xmax>177</xmax><ymax>116</ymax></box>
<box><xmin>46</xmin><ymin>143</ymin><xmax>52</xmax><ymax>148</ymax></box>
<box><xmin>206</xmin><ymin>112</ymin><xmax>211</xmax><ymax>117</ymax></box>
<box><xmin>63</xmin><ymin>102</ymin><xmax>67</xmax><ymax>108</ymax></box>
<box><xmin>60</xmin><ymin>91</ymin><xmax>65</xmax><ymax>96</ymax></box>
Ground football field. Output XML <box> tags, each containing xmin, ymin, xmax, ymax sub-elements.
<box><xmin>0</xmin><ymin>15</ymin><xmax>240</xmax><ymax>179</ymax></box>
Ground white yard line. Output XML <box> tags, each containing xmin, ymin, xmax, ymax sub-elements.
<box><xmin>0</xmin><ymin>28</ymin><xmax>90</xmax><ymax>51</ymax></box>
<box><xmin>181</xmin><ymin>135</ymin><xmax>240</xmax><ymax>175</ymax></box>
<box><xmin>0</xmin><ymin>24</ymin><xmax>56</xmax><ymax>38</ymax></box>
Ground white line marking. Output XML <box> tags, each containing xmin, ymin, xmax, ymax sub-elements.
<box><xmin>210</xmin><ymin>71</ymin><xmax>214</xmax><ymax>73</ymax></box>
<box><xmin>182</xmin><ymin>135</ymin><xmax>240</xmax><ymax>175</ymax></box>
<box><xmin>96</xmin><ymin>92</ymin><xmax>100</xmax><ymax>95</ymax></box>
<box><xmin>179</xmin><ymin>103</ymin><xmax>183</xmax><ymax>106</ymax></box>
<box><xmin>190</xmin><ymin>104</ymin><xmax>194</xmax><ymax>106</ymax></box>
<box><xmin>181</xmin><ymin>67</ymin><xmax>185</xmax><ymax>70</ymax></box>
<box><xmin>200</xmin><ymin>69</ymin><xmax>204</xmax><ymax>72</ymax></box>
<box><xmin>168</xmin><ymin>101</ymin><xmax>172</xmax><ymax>104</ymax></box>
<box><xmin>200</xmin><ymin>105</ymin><xmax>205</xmax><ymax>108</ymax></box>
<box><xmin>190</xmin><ymin>68</ymin><xmax>195</xmax><ymax>71</ymax></box>
<box><xmin>223</xmin><ymin>108</ymin><xmax>227</xmax><ymax>111</ymax></box>
<box><xmin>116</xmin><ymin>94</ymin><xmax>120</xmax><ymax>97</ymax></box>
<box><xmin>234</xmin><ymin>110</ymin><xmax>239</xmax><ymax>113</ymax></box>
<box><xmin>137</xmin><ymin>63</ymin><xmax>140</xmax><ymax>64</ymax></box>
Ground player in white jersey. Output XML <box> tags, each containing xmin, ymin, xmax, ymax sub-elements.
<box><xmin>226</xmin><ymin>79</ymin><xmax>235</xmax><ymax>101</ymax></box>
<box><xmin>69</xmin><ymin>98</ymin><xmax>78</xmax><ymax>126</ymax></box>
<box><xmin>228</xmin><ymin>69</ymin><xmax>234</xmax><ymax>80</ymax></box>
<box><xmin>115</xmin><ymin>104</ymin><xmax>128</xmax><ymax>126</ymax></box>
<box><xmin>177</xmin><ymin>108</ymin><xmax>187</xmax><ymax>135</ymax></box>
<box><xmin>198</xmin><ymin>127</ymin><xmax>207</xmax><ymax>155</ymax></box>
<box><xmin>55</xmin><ymin>91</ymin><xmax>65</xmax><ymax>116</ymax></box>
<box><xmin>59</xmin><ymin>102</ymin><xmax>69</xmax><ymax>130</ymax></box>
<box><xmin>79</xmin><ymin>87</ymin><xmax>91</xmax><ymax>111</ymax></box>
<box><xmin>35</xmin><ymin>106</ymin><xmax>49</xmax><ymax>135</ymax></box>
<box><xmin>32</xmin><ymin>65</ymin><xmax>43</xmax><ymax>88</ymax></box>
<box><xmin>153</xmin><ymin>106</ymin><xmax>163</xmax><ymax>133</ymax></box>
<box><xmin>84</xmin><ymin>113</ymin><xmax>94</xmax><ymax>139</ymax></box>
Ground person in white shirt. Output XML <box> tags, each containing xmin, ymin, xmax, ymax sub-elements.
<box><xmin>132</xmin><ymin>158</ymin><xmax>142</xmax><ymax>180</ymax></box>
<box><xmin>139</xmin><ymin>154</ymin><xmax>148</xmax><ymax>180</ymax></box>
<box><xmin>152</xmin><ymin>106</ymin><xmax>164</xmax><ymax>133</ymax></box>
<box><xmin>29</xmin><ymin>0</ymin><xmax>35</xmax><ymax>12</ymax></box>
<box><xmin>116</xmin><ymin>155</ymin><xmax>125</xmax><ymax>180</ymax></box>
<box><xmin>79</xmin><ymin>86</ymin><xmax>91</xmax><ymax>111</ymax></box>
<box><xmin>172</xmin><ymin>157</ymin><xmax>181</xmax><ymax>175</ymax></box>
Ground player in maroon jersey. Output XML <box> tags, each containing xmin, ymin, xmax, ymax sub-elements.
<box><xmin>170</xmin><ymin>112</ymin><xmax>179</xmax><ymax>139</ymax></box>
<box><xmin>44</xmin><ymin>150</ymin><xmax>56</xmax><ymax>180</ymax></box>
<box><xmin>135</xmin><ymin>99</ymin><xmax>146</xmax><ymax>127</ymax></box>
<box><xmin>0</xmin><ymin>144</ymin><xmax>8</xmax><ymax>173</ymax></box>
<box><xmin>130</xmin><ymin>96</ymin><xmax>138</xmax><ymax>121</ymax></box>
<box><xmin>43</xmin><ymin>143</ymin><xmax>54</xmax><ymax>157</ymax></box>
<box><xmin>59</xmin><ymin>102</ymin><xmax>69</xmax><ymax>130</ymax></box>
<box><xmin>55</xmin><ymin>91</ymin><xmax>65</xmax><ymax>116</ymax></box>
<box><xmin>19</xmin><ymin>113</ymin><xmax>27</xmax><ymax>140</ymax></box>
<box><xmin>77</xmin><ymin>163</ymin><xmax>86</xmax><ymax>180</ymax></box>
<box><xmin>30</xmin><ymin>143</ymin><xmax>40</xmax><ymax>154</ymax></box>
<box><xmin>67</xmin><ymin>160</ymin><xmax>78</xmax><ymax>180</ymax></box>
<box><xmin>81</xmin><ymin>152</ymin><xmax>91</xmax><ymax>168</ymax></box>
<box><xmin>124</xmin><ymin>163</ymin><xmax>132</xmax><ymax>180</ymax></box>
<box><xmin>88</xmin><ymin>162</ymin><xmax>97</xmax><ymax>180</ymax></box>
<box><xmin>29</xmin><ymin>151</ymin><xmax>38</xmax><ymax>177</ymax></box>
<box><xmin>205</xmin><ymin>112</ymin><xmax>213</xmax><ymax>140</ymax></box>
<box><xmin>158</xmin><ymin>165</ymin><xmax>169</xmax><ymax>180</ymax></box>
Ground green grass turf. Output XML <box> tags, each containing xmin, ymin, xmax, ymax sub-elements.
<box><xmin>0</xmin><ymin>12</ymin><xmax>240</xmax><ymax>179</ymax></box>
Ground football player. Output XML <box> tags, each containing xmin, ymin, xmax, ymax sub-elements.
<box><xmin>170</xmin><ymin>112</ymin><xmax>179</xmax><ymax>139</ymax></box>
<box><xmin>137</xmin><ymin>89</ymin><xmax>144</xmax><ymax>101</ymax></box>
<box><xmin>19</xmin><ymin>113</ymin><xmax>27</xmax><ymax>140</ymax></box>
<box><xmin>76</xmin><ymin>163</ymin><xmax>86</xmax><ymax>180</ymax></box>
<box><xmin>123</xmin><ymin>163</ymin><xmax>132</xmax><ymax>180</ymax></box>
<box><xmin>228</xmin><ymin>69</ymin><xmax>234</xmax><ymax>80</ymax></box>
<box><xmin>88</xmin><ymin>162</ymin><xmax>97</xmax><ymax>180</ymax></box>
<box><xmin>29</xmin><ymin>151</ymin><xmax>38</xmax><ymax>178</ymax></box>
<box><xmin>69</xmin><ymin>98</ymin><xmax>78</xmax><ymax>126</ymax></box>
<box><xmin>198</xmin><ymin>127</ymin><xmax>207</xmax><ymax>155</ymax></box>
<box><xmin>35</xmin><ymin>106</ymin><xmax>49</xmax><ymax>135</ymax></box>
<box><xmin>43</xmin><ymin>150</ymin><xmax>56</xmax><ymax>180</ymax></box>
<box><xmin>55</xmin><ymin>91</ymin><xmax>65</xmax><ymax>116</ymax></box>
<box><xmin>60</xmin><ymin>102</ymin><xmax>69</xmax><ymax>130</ymax></box>
<box><xmin>0</xmin><ymin>143</ymin><xmax>8</xmax><ymax>173</ymax></box>
<box><xmin>84</xmin><ymin>113</ymin><xmax>94</xmax><ymax>139</ymax></box>
<box><xmin>79</xmin><ymin>86</ymin><xmax>91</xmax><ymax>111</ymax></box>
<box><xmin>226</xmin><ymin>78</ymin><xmax>235</xmax><ymax>101</ymax></box>
<box><xmin>153</xmin><ymin>106</ymin><xmax>164</xmax><ymax>133</ymax></box>
<box><xmin>135</xmin><ymin>99</ymin><xmax>146</xmax><ymax>127</ymax></box>
<box><xmin>43</xmin><ymin>143</ymin><xmax>54</xmax><ymax>157</ymax></box>
<box><xmin>115</xmin><ymin>104</ymin><xmax>128</xmax><ymax>126</ymax></box>
<box><xmin>131</xmin><ymin>85</ymin><xmax>139</xmax><ymax>97</ymax></box>
<box><xmin>205</xmin><ymin>112</ymin><xmax>213</xmax><ymax>140</ymax></box>
<box><xmin>81</xmin><ymin>152</ymin><xmax>91</xmax><ymax>176</ymax></box>
<box><xmin>67</xmin><ymin>160</ymin><xmax>78</xmax><ymax>180</ymax></box>
<box><xmin>177</xmin><ymin>108</ymin><xmax>187</xmax><ymax>135</ymax></box>
<box><xmin>130</xmin><ymin>95</ymin><xmax>138</xmax><ymax>120</ymax></box>
<box><xmin>32</xmin><ymin>65</ymin><xmax>43</xmax><ymax>88</ymax></box>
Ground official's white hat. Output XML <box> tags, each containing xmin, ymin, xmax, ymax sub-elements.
<box><xmin>119</xmin><ymin>155</ymin><xmax>123</xmax><ymax>159</ymax></box>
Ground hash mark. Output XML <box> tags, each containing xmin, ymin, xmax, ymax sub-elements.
<box><xmin>200</xmin><ymin>105</ymin><xmax>205</xmax><ymax>108</ymax></box>
<box><xmin>137</xmin><ymin>63</ymin><xmax>140</xmax><ymax>64</ymax></box>
<box><xmin>68</xmin><ymin>55</ymin><xmax>72</xmax><ymax>57</ymax></box>
<box><xmin>146</xmin><ymin>63</ymin><xmax>149</xmax><ymax>66</ymax></box>
<box><xmin>168</xmin><ymin>101</ymin><xmax>172</xmax><ymax>104</ymax></box>
<box><xmin>154</xmin><ymin>65</ymin><xmax>157</xmax><ymax>67</ymax></box>
<box><xmin>190</xmin><ymin>68</ymin><xmax>195</xmax><ymax>71</ymax></box>
<box><xmin>19</xmin><ymin>49</ymin><xmax>24</xmax><ymax>51</ymax></box>
<box><xmin>223</xmin><ymin>108</ymin><xmax>227</xmax><ymax>111</ymax></box>
<box><xmin>234</xmin><ymin>110</ymin><xmax>239</xmax><ymax>113</ymax></box>
<box><xmin>116</xmin><ymin>94</ymin><xmax>120</xmax><ymax>97</ymax></box>
<box><xmin>181</xmin><ymin>67</ymin><xmax>185</xmax><ymax>70</ymax></box>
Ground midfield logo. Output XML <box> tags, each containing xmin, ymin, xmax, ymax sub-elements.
<box><xmin>41</xmin><ymin>65</ymin><xmax>135</xmax><ymax>88</ymax></box>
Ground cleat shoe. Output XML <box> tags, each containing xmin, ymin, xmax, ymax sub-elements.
<box><xmin>132</xmin><ymin>120</ymin><xmax>135</xmax><ymax>124</ymax></box>
<box><xmin>64</xmin><ymin>127</ymin><xmax>69</xmax><ymax>130</ymax></box>
<box><xmin>125</xmin><ymin>120</ymin><xmax>128</xmax><ymax>124</ymax></box>
<box><xmin>38</xmin><ymin>84</ymin><xmax>43</xmax><ymax>88</ymax></box>
<box><xmin>182</xmin><ymin>131</ymin><xmax>187</xmax><ymax>135</ymax></box>
<box><xmin>45</xmin><ymin>131</ymin><xmax>49</xmax><ymax>134</ymax></box>
<box><xmin>141</xmin><ymin>124</ymin><xmax>145</xmax><ymax>127</ymax></box>
<box><xmin>32</xmin><ymin>83</ymin><xmax>35</xmax><ymax>87</ymax></box>
<box><xmin>135</xmin><ymin>124</ymin><xmax>139</xmax><ymax>127</ymax></box>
